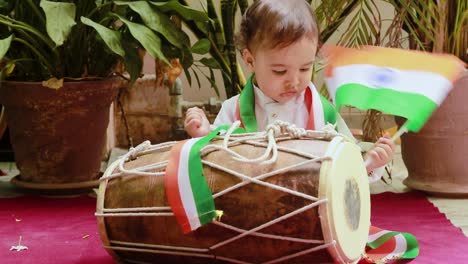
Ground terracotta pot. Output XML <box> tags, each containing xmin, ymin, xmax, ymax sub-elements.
<box><xmin>396</xmin><ymin>72</ymin><xmax>468</xmax><ymax>197</ymax></box>
<box><xmin>0</xmin><ymin>79</ymin><xmax>119</xmax><ymax>193</ymax></box>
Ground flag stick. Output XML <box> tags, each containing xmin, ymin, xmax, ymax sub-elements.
<box><xmin>364</xmin><ymin>120</ymin><xmax>408</xmax><ymax>171</ymax></box>
<box><xmin>391</xmin><ymin>120</ymin><xmax>408</xmax><ymax>142</ymax></box>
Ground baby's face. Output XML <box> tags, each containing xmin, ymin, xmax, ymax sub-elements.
<box><xmin>250</xmin><ymin>37</ymin><xmax>317</xmax><ymax>103</ymax></box>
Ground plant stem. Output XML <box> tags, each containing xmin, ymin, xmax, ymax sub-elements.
<box><xmin>0</xmin><ymin>15</ymin><xmax>56</xmax><ymax>50</ymax></box>
<box><xmin>25</xmin><ymin>0</ymin><xmax>46</xmax><ymax>26</ymax></box>
<box><xmin>87</xmin><ymin>2</ymin><xmax>114</xmax><ymax>20</ymax></box>
<box><xmin>13</xmin><ymin>37</ymin><xmax>55</xmax><ymax>76</ymax></box>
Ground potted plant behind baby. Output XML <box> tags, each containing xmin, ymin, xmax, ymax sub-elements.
<box><xmin>389</xmin><ymin>0</ymin><xmax>468</xmax><ymax>196</ymax></box>
<box><xmin>0</xmin><ymin>0</ymin><xmax>205</xmax><ymax>193</ymax></box>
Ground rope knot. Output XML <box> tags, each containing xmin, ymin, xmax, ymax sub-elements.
<box><xmin>266</xmin><ymin>120</ymin><xmax>307</xmax><ymax>139</ymax></box>
<box><xmin>128</xmin><ymin>140</ymin><xmax>151</xmax><ymax>160</ymax></box>
<box><xmin>265</xmin><ymin>121</ymin><xmax>283</xmax><ymax>137</ymax></box>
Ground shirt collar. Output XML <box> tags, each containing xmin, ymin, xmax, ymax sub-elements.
<box><xmin>253</xmin><ymin>83</ymin><xmax>306</xmax><ymax>109</ymax></box>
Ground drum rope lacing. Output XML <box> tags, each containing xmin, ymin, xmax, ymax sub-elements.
<box><xmin>97</xmin><ymin>121</ymin><xmax>356</xmax><ymax>263</ymax></box>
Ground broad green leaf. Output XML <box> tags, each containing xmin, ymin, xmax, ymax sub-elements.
<box><xmin>0</xmin><ymin>35</ymin><xmax>12</xmax><ymax>60</ymax></box>
<box><xmin>115</xmin><ymin>1</ymin><xmax>190</xmax><ymax>49</ymax></box>
<box><xmin>40</xmin><ymin>0</ymin><xmax>76</xmax><ymax>47</ymax></box>
<box><xmin>122</xmin><ymin>39</ymin><xmax>143</xmax><ymax>86</ymax></box>
<box><xmin>115</xmin><ymin>14</ymin><xmax>169</xmax><ymax>65</ymax></box>
<box><xmin>200</xmin><ymin>57</ymin><xmax>220</xmax><ymax>69</ymax></box>
<box><xmin>195</xmin><ymin>20</ymin><xmax>209</xmax><ymax>35</ymax></box>
<box><xmin>179</xmin><ymin>47</ymin><xmax>194</xmax><ymax>69</ymax></box>
<box><xmin>191</xmin><ymin>38</ymin><xmax>211</xmax><ymax>54</ymax></box>
<box><xmin>81</xmin><ymin>17</ymin><xmax>125</xmax><ymax>57</ymax></box>
<box><xmin>150</xmin><ymin>0</ymin><xmax>209</xmax><ymax>22</ymax></box>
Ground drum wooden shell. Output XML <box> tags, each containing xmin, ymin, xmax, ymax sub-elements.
<box><xmin>97</xmin><ymin>135</ymin><xmax>370</xmax><ymax>264</ymax></box>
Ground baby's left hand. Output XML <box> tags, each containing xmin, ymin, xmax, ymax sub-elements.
<box><xmin>364</xmin><ymin>133</ymin><xmax>396</xmax><ymax>173</ymax></box>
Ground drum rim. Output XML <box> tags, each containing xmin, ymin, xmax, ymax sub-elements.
<box><xmin>96</xmin><ymin>159</ymin><xmax>122</xmax><ymax>261</ymax></box>
<box><xmin>318</xmin><ymin>136</ymin><xmax>370</xmax><ymax>264</ymax></box>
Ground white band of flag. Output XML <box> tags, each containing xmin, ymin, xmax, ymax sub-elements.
<box><xmin>330</xmin><ymin>64</ymin><xmax>452</xmax><ymax>105</ymax></box>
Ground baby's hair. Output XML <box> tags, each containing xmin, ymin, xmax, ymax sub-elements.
<box><xmin>235</xmin><ymin>0</ymin><xmax>320</xmax><ymax>53</ymax></box>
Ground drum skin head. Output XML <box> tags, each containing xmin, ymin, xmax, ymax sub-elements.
<box><xmin>318</xmin><ymin>136</ymin><xmax>371</xmax><ymax>264</ymax></box>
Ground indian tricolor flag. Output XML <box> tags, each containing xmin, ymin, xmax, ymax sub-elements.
<box><xmin>325</xmin><ymin>45</ymin><xmax>465</xmax><ymax>132</ymax></box>
<box><xmin>165</xmin><ymin>137</ymin><xmax>215</xmax><ymax>234</ymax></box>
<box><xmin>364</xmin><ymin>226</ymin><xmax>419</xmax><ymax>263</ymax></box>
<box><xmin>165</xmin><ymin>126</ymin><xmax>231</xmax><ymax>234</ymax></box>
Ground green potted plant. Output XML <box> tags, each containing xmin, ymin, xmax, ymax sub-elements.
<box><xmin>0</xmin><ymin>0</ymin><xmax>209</xmax><ymax>193</ymax></box>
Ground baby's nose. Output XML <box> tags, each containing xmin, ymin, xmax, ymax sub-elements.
<box><xmin>288</xmin><ymin>73</ymin><xmax>300</xmax><ymax>88</ymax></box>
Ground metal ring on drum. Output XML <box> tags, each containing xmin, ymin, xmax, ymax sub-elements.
<box><xmin>96</xmin><ymin>124</ymin><xmax>370</xmax><ymax>264</ymax></box>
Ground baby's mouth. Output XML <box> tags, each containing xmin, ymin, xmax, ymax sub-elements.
<box><xmin>280</xmin><ymin>90</ymin><xmax>297</xmax><ymax>97</ymax></box>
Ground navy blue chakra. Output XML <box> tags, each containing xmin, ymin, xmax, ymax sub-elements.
<box><xmin>369</xmin><ymin>68</ymin><xmax>396</xmax><ymax>88</ymax></box>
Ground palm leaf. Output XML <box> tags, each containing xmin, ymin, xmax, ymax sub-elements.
<box><xmin>337</xmin><ymin>0</ymin><xmax>381</xmax><ymax>47</ymax></box>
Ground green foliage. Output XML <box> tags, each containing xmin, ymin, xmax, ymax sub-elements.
<box><xmin>0</xmin><ymin>0</ymin><xmax>210</xmax><ymax>84</ymax></box>
<box><xmin>1</xmin><ymin>0</ymin><xmax>463</xmax><ymax>97</ymax></box>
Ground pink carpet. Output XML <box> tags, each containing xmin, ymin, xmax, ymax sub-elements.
<box><xmin>0</xmin><ymin>191</ymin><xmax>467</xmax><ymax>264</ymax></box>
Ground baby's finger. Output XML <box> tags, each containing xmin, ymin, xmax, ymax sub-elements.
<box><xmin>376</xmin><ymin>143</ymin><xmax>393</xmax><ymax>156</ymax></box>
<box><xmin>375</xmin><ymin>147</ymin><xmax>391</xmax><ymax>164</ymax></box>
<box><xmin>185</xmin><ymin>118</ymin><xmax>201</xmax><ymax>129</ymax></box>
<box><xmin>185</xmin><ymin>110</ymin><xmax>205</xmax><ymax>122</ymax></box>
<box><xmin>187</xmin><ymin>107</ymin><xmax>204</xmax><ymax>116</ymax></box>
<box><xmin>377</xmin><ymin>137</ymin><xmax>396</xmax><ymax>152</ymax></box>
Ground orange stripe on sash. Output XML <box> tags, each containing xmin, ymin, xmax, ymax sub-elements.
<box><xmin>165</xmin><ymin>140</ymin><xmax>191</xmax><ymax>233</ymax></box>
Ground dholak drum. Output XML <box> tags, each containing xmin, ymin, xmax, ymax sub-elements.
<box><xmin>96</xmin><ymin>126</ymin><xmax>370</xmax><ymax>264</ymax></box>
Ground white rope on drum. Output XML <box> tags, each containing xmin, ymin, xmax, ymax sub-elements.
<box><xmin>118</xmin><ymin>140</ymin><xmax>168</xmax><ymax>176</ymax></box>
<box><xmin>213</xmin><ymin>120</ymin><xmax>344</xmax><ymax>165</ymax></box>
<box><xmin>99</xmin><ymin>140</ymin><xmax>176</xmax><ymax>182</ymax></box>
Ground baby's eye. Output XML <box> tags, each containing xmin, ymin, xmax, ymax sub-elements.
<box><xmin>300</xmin><ymin>68</ymin><xmax>311</xmax><ymax>72</ymax></box>
<box><xmin>272</xmin><ymin>70</ymin><xmax>286</xmax><ymax>75</ymax></box>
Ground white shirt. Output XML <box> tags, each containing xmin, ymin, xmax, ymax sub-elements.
<box><xmin>212</xmin><ymin>82</ymin><xmax>386</xmax><ymax>181</ymax></box>
<box><xmin>213</xmin><ymin>82</ymin><xmax>323</xmax><ymax>131</ymax></box>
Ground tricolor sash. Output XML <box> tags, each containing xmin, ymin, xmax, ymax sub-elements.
<box><xmin>235</xmin><ymin>75</ymin><xmax>337</xmax><ymax>131</ymax></box>
<box><xmin>165</xmin><ymin>125</ymin><xmax>243</xmax><ymax>234</ymax></box>
<box><xmin>363</xmin><ymin>226</ymin><xmax>419</xmax><ymax>263</ymax></box>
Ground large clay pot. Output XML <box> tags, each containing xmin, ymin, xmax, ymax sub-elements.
<box><xmin>396</xmin><ymin>72</ymin><xmax>468</xmax><ymax>197</ymax></box>
<box><xmin>0</xmin><ymin>79</ymin><xmax>119</xmax><ymax>194</ymax></box>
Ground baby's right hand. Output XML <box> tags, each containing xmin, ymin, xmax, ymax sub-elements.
<box><xmin>184</xmin><ymin>107</ymin><xmax>211</xmax><ymax>138</ymax></box>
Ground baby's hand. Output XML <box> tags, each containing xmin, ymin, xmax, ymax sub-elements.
<box><xmin>364</xmin><ymin>133</ymin><xmax>396</xmax><ymax>173</ymax></box>
<box><xmin>184</xmin><ymin>107</ymin><xmax>211</xmax><ymax>138</ymax></box>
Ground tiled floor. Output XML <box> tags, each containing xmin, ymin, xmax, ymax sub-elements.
<box><xmin>1</xmin><ymin>146</ymin><xmax>467</xmax><ymax>237</ymax></box>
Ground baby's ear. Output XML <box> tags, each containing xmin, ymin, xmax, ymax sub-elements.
<box><xmin>241</xmin><ymin>49</ymin><xmax>254</xmax><ymax>70</ymax></box>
